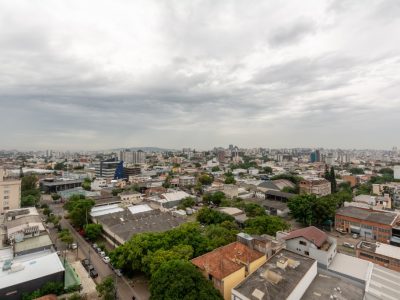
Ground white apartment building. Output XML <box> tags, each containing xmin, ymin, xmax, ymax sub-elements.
<box><xmin>0</xmin><ymin>169</ymin><xmax>21</xmax><ymax>215</ymax></box>
<box><xmin>394</xmin><ymin>166</ymin><xmax>400</xmax><ymax>180</ymax></box>
<box><xmin>119</xmin><ymin>150</ymin><xmax>146</xmax><ymax>165</ymax></box>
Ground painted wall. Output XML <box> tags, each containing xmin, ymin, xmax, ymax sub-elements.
<box><xmin>287</xmin><ymin>260</ymin><xmax>318</xmax><ymax>300</ymax></box>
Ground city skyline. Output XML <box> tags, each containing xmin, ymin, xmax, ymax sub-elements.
<box><xmin>1</xmin><ymin>0</ymin><xmax>400</xmax><ymax>150</ymax></box>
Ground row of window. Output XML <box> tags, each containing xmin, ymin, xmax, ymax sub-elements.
<box><xmin>359</xmin><ymin>251</ymin><xmax>400</xmax><ymax>266</ymax></box>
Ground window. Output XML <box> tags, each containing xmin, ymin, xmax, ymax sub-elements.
<box><xmin>375</xmin><ymin>257</ymin><xmax>389</xmax><ymax>264</ymax></box>
<box><xmin>4</xmin><ymin>190</ymin><xmax>9</xmax><ymax>194</ymax></box>
<box><xmin>304</xmin><ymin>251</ymin><xmax>309</xmax><ymax>256</ymax></box>
<box><xmin>299</xmin><ymin>240</ymin><xmax>307</xmax><ymax>246</ymax></box>
<box><xmin>3</xmin><ymin>195</ymin><xmax>9</xmax><ymax>200</ymax></box>
<box><xmin>360</xmin><ymin>252</ymin><xmax>374</xmax><ymax>259</ymax></box>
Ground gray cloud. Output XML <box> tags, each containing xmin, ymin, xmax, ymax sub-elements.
<box><xmin>268</xmin><ymin>20</ymin><xmax>316</xmax><ymax>47</ymax></box>
<box><xmin>0</xmin><ymin>0</ymin><xmax>399</xmax><ymax>150</ymax></box>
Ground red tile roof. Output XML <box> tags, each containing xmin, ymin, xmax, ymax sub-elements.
<box><xmin>191</xmin><ymin>242</ymin><xmax>264</xmax><ymax>280</ymax></box>
<box><xmin>283</xmin><ymin>226</ymin><xmax>328</xmax><ymax>248</ymax></box>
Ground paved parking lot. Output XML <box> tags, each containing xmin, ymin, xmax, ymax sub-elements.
<box><xmin>325</xmin><ymin>230</ymin><xmax>369</xmax><ymax>256</ymax></box>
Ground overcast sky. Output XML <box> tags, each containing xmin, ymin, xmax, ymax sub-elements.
<box><xmin>0</xmin><ymin>0</ymin><xmax>399</xmax><ymax>151</ymax></box>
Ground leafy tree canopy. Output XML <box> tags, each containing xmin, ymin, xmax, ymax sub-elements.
<box><xmin>149</xmin><ymin>260</ymin><xmax>223</xmax><ymax>300</ymax></box>
<box><xmin>84</xmin><ymin>223</ymin><xmax>103</xmax><ymax>241</ymax></box>
<box><xmin>244</xmin><ymin>215</ymin><xmax>289</xmax><ymax>235</ymax></box>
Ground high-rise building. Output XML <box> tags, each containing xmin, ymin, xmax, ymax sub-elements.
<box><xmin>119</xmin><ymin>150</ymin><xmax>145</xmax><ymax>165</ymax></box>
<box><xmin>0</xmin><ymin>168</ymin><xmax>21</xmax><ymax>214</ymax></box>
<box><xmin>94</xmin><ymin>159</ymin><xmax>120</xmax><ymax>179</ymax></box>
<box><xmin>394</xmin><ymin>166</ymin><xmax>400</xmax><ymax>180</ymax></box>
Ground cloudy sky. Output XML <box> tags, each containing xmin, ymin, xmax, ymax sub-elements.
<box><xmin>1</xmin><ymin>0</ymin><xmax>399</xmax><ymax>150</ymax></box>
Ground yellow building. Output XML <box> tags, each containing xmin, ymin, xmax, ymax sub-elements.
<box><xmin>0</xmin><ymin>168</ymin><xmax>21</xmax><ymax>214</ymax></box>
<box><xmin>191</xmin><ymin>241</ymin><xmax>266</xmax><ymax>300</ymax></box>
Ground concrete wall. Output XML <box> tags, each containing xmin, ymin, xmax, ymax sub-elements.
<box><xmin>0</xmin><ymin>177</ymin><xmax>21</xmax><ymax>214</ymax></box>
<box><xmin>248</xmin><ymin>255</ymin><xmax>267</xmax><ymax>275</ymax></box>
<box><xmin>0</xmin><ymin>271</ymin><xmax>64</xmax><ymax>300</ymax></box>
<box><xmin>222</xmin><ymin>267</ymin><xmax>246</xmax><ymax>300</ymax></box>
<box><xmin>287</xmin><ymin>260</ymin><xmax>318</xmax><ymax>300</ymax></box>
<box><xmin>285</xmin><ymin>237</ymin><xmax>337</xmax><ymax>267</ymax></box>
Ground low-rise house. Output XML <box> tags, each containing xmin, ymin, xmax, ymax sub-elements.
<box><xmin>191</xmin><ymin>241</ymin><xmax>266</xmax><ymax>300</ymax></box>
<box><xmin>119</xmin><ymin>191</ymin><xmax>142</xmax><ymax>206</ymax></box>
<box><xmin>178</xmin><ymin>176</ymin><xmax>195</xmax><ymax>186</ymax></box>
<box><xmin>299</xmin><ymin>178</ymin><xmax>331</xmax><ymax>196</ymax></box>
<box><xmin>277</xmin><ymin>226</ymin><xmax>337</xmax><ymax>267</ymax></box>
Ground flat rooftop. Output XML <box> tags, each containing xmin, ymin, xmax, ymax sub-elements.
<box><xmin>95</xmin><ymin>209</ymin><xmax>185</xmax><ymax>242</ymax></box>
<box><xmin>0</xmin><ymin>251</ymin><xmax>64</xmax><ymax>289</ymax></box>
<box><xmin>336</xmin><ymin>206</ymin><xmax>398</xmax><ymax>225</ymax></box>
<box><xmin>358</xmin><ymin>241</ymin><xmax>400</xmax><ymax>260</ymax></box>
<box><xmin>14</xmin><ymin>234</ymin><xmax>53</xmax><ymax>254</ymax></box>
<box><xmin>328</xmin><ymin>253</ymin><xmax>372</xmax><ymax>282</ymax></box>
<box><xmin>302</xmin><ymin>272</ymin><xmax>364</xmax><ymax>300</ymax></box>
<box><xmin>233</xmin><ymin>249</ymin><xmax>316</xmax><ymax>300</ymax></box>
<box><xmin>366</xmin><ymin>264</ymin><xmax>400</xmax><ymax>300</ymax></box>
<box><xmin>41</xmin><ymin>179</ymin><xmax>83</xmax><ymax>187</ymax></box>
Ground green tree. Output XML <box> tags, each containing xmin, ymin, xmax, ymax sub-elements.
<box><xmin>356</xmin><ymin>183</ymin><xmax>372</xmax><ymax>195</ymax></box>
<box><xmin>242</xmin><ymin>203</ymin><xmax>266</xmax><ymax>217</ymax></box>
<box><xmin>202</xmin><ymin>191</ymin><xmax>225</xmax><ymax>206</ymax></box>
<box><xmin>204</xmin><ymin>223</ymin><xmax>238</xmax><ymax>249</ymax></box>
<box><xmin>330</xmin><ymin>167</ymin><xmax>337</xmax><ymax>193</ymax></box>
<box><xmin>54</xmin><ymin>161</ymin><xmax>66</xmax><ymax>171</ymax></box>
<box><xmin>196</xmin><ymin>208</ymin><xmax>234</xmax><ymax>225</ymax></box>
<box><xmin>143</xmin><ymin>245</ymin><xmax>193</xmax><ymax>275</ymax></box>
<box><xmin>82</xmin><ymin>178</ymin><xmax>92</xmax><ymax>191</ymax></box>
<box><xmin>224</xmin><ymin>172</ymin><xmax>236</xmax><ymax>184</ymax></box>
<box><xmin>150</xmin><ymin>260</ymin><xmax>223</xmax><ymax>300</ymax></box>
<box><xmin>262</xmin><ymin>166</ymin><xmax>273</xmax><ymax>174</ymax></box>
<box><xmin>271</xmin><ymin>173</ymin><xmax>303</xmax><ymax>185</ymax></box>
<box><xmin>350</xmin><ymin>167</ymin><xmax>364</xmax><ymax>175</ymax></box>
<box><xmin>281</xmin><ymin>186</ymin><xmax>298</xmax><ymax>194</ymax></box>
<box><xmin>198</xmin><ymin>174</ymin><xmax>213</xmax><ymax>185</ymax></box>
<box><xmin>287</xmin><ymin>194</ymin><xmax>315</xmax><ymax>226</ymax></box>
<box><xmin>51</xmin><ymin>193</ymin><xmax>61</xmax><ymax>200</ymax></box>
<box><xmin>68</xmin><ymin>293</ymin><xmax>83</xmax><ymax>300</ymax></box>
<box><xmin>211</xmin><ymin>166</ymin><xmax>221</xmax><ymax>172</ymax></box>
<box><xmin>21</xmin><ymin>195</ymin><xmax>38</xmax><ymax>207</ymax></box>
<box><xmin>21</xmin><ymin>175</ymin><xmax>41</xmax><ymax>207</ymax></box>
<box><xmin>96</xmin><ymin>276</ymin><xmax>116</xmax><ymax>300</ymax></box>
<box><xmin>84</xmin><ymin>223</ymin><xmax>103</xmax><ymax>241</ymax></box>
<box><xmin>58</xmin><ymin>229</ymin><xmax>74</xmax><ymax>245</ymax></box>
<box><xmin>244</xmin><ymin>215</ymin><xmax>289</xmax><ymax>235</ymax></box>
<box><xmin>65</xmin><ymin>195</ymin><xmax>95</xmax><ymax>228</ymax></box>
<box><xmin>288</xmin><ymin>194</ymin><xmax>339</xmax><ymax>226</ymax></box>
<box><xmin>178</xmin><ymin>197</ymin><xmax>196</xmax><ymax>209</ymax></box>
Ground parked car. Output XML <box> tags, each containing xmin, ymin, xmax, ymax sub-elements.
<box><xmin>352</xmin><ymin>233</ymin><xmax>359</xmax><ymax>239</ymax></box>
<box><xmin>89</xmin><ymin>269</ymin><xmax>98</xmax><ymax>278</ymax></box>
<box><xmin>100</xmin><ymin>251</ymin><xmax>106</xmax><ymax>257</ymax></box>
<box><xmin>81</xmin><ymin>259</ymin><xmax>90</xmax><ymax>268</ymax></box>
<box><xmin>70</xmin><ymin>243</ymin><xmax>77</xmax><ymax>250</ymax></box>
<box><xmin>114</xmin><ymin>269</ymin><xmax>122</xmax><ymax>277</ymax></box>
<box><xmin>85</xmin><ymin>264</ymin><xmax>95</xmax><ymax>272</ymax></box>
<box><xmin>92</xmin><ymin>243</ymin><xmax>98</xmax><ymax>249</ymax></box>
<box><xmin>343</xmin><ymin>242</ymin><xmax>355</xmax><ymax>249</ymax></box>
<box><xmin>102</xmin><ymin>256</ymin><xmax>110</xmax><ymax>264</ymax></box>
<box><xmin>96</xmin><ymin>247</ymin><xmax>102</xmax><ymax>253</ymax></box>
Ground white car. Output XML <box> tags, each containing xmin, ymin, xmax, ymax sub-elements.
<box><xmin>343</xmin><ymin>242</ymin><xmax>355</xmax><ymax>249</ymax></box>
<box><xmin>102</xmin><ymin>256</ymin><xmax>110</xmax><ymax>264</ymax></box>
<box><xmin>100</xmin><ymin>251</ymin><xmax>106</xmax><ymax>257</ymax></box>
<box><xmin>70</xmin><ymin>243</ymin><xmax>77</xmax><ymax>250</ymax></box>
